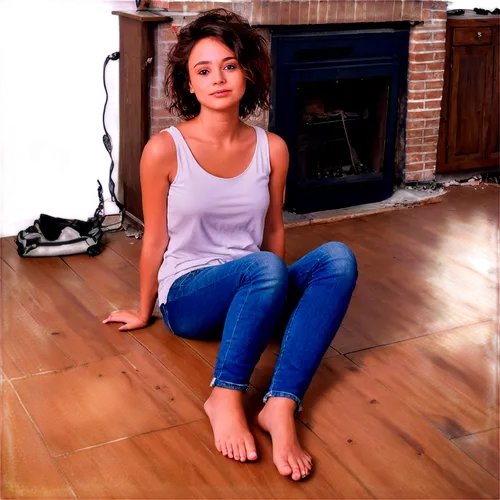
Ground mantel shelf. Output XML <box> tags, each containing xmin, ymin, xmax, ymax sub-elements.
<box><xmin>112</xmin><ymin>10</ymin><xmax>171</xmax><ymax>22</ymax></box>
<box><xmin>112</xmin><ymin>9</ymin><xmax>202</xmax><ymax>22</ymax></box>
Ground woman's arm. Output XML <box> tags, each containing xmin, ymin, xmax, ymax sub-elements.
<box><xmin>103</xmin><ymin>133</ymin><xmax>175</xmax><ymax>330</ymax></box>
<box><xmin>137</xmin><ymin>134</ymin><xmax>174</xmax><ymax>321</ymax></box>
<box><xmin>261</xmin><ymin>132</ymin><xmax>289</xmax><ymax>260</ymax></box>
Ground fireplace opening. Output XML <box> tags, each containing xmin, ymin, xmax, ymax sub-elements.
<box><xmin>297</xmin><ymin>77</ymin><xmax>390</xmax><ymax>182</ymax></box>
<box><xmin>270</xmin><ymin>25</ymin><xmax>410</xmax><ymax>214</ymax></box>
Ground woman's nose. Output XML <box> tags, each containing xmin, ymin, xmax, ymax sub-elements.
<box><xmin>213</xmin><ymin>69</ymin><xmax>226</xmax><ymax>85</ymax></box>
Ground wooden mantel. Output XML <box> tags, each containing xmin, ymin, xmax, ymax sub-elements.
<box><xmin>112</xmin><ymin>10</ymin><xmax>171</xmax><ymax>222</ymax></box>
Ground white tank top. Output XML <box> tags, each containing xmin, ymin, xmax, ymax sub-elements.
<box><xmin>157</xmin><ymin>125</ymin><xmax>271</xmax><ymax>305</ymax></box>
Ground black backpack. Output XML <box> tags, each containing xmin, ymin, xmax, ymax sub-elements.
<box><xmin>15</xmin><ymin>181</ymin><xmax>114</xmax><ymax>257</ymax></box>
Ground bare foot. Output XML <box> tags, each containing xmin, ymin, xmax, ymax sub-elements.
<box><xmin>257</xmin><ymin>397</ymin><xmax>312</xmax><ymax>481</ymax></box>
<box><xmin>204</xmin><ymin>387</ymin><xmax>258</xmax><ymax>462</ymax></box>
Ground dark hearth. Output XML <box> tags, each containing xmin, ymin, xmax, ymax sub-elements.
<box><xmin>297</xmin><ymin>77</ymin><xmax>389</xmax><ymax>180</ymax></box>
<box><xmin>271</xmin><ymin>25</ymin><xmax>410</xmax><ymax>214</ymax></box>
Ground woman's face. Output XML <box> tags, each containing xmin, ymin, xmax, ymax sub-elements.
<box><xmin>188</xmin><ymin>37</ymin><xmax>247</xmax><ymax>114</ymax></box>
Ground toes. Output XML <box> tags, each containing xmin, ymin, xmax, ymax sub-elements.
<box><xmin>244</xmin><ymin>436</ymin><xmax>258</xmax><ymax>461</ymax></box>
<box><xmin>227</xmin><ymin>444</ymin><xmax>234</xmax><ymax>459</ymax></box>
<box><xmin>288</xmin><ymin>456</ymin><xmax>302</xmax><ymax>481</ymax></box>
<box><xmin>297</xmin><ymin>458</ymin><xmax>308</xmax><ymax>479</ymax></box>
<box><xmin>237</xmin><ymin>441</ymin><xmax>247</xmax><ymax>462</ymax></box>
<box><xmin>221</xmin><ymin>444</ymin><xmax>228</xmax><ymax>457</ymax></box>
<box><xmin>232</xmin><ymin>444</ymin><xmax>240</xmax><ymax>461</ymax></box>
<box><xmin>275</xmin><ymin>456</ymin><xmax>293</xmax><ymax>477</ymax></box>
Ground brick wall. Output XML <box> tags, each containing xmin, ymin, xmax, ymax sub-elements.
<box><xmin>148</xmin><ymin>0</ymin><xmax>448</xmax><ymax>184</ymax></box>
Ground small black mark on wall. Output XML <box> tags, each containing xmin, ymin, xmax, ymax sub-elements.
<box><xmin>31</xmin><ymin>40</ymin><xmax>49</xmax><ymax>56</ymax></box>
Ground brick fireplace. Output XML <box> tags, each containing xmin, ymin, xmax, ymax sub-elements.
<box><xmin>117</xmin><ymin>1</ymin><xmax>447</xmax><ymax>216</ymax></box>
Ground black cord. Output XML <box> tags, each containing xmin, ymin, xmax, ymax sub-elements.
<box><xmin>102</xmin><ymin>52</ymin><xmax>124</xmax><ymax>214</ymax></box>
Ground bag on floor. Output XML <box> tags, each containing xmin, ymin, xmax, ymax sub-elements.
<box><xmin>15</xmin><ymin>182</ymin><xmax>105</xmax><ymax>258</ymax></box>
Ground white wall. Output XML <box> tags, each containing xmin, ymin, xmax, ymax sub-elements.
<box><xmin>0</xmin><ymin>0</ymin><xmax>134</xmax><ymax>237</ymax></box>
<box><xmin>448</xmin><ymin>1</ymin><xmax>499</xmax><ymax>8</ymax></box>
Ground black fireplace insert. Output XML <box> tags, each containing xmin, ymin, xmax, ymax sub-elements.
<box><xmin>270</xmin><ymin>25</ymin><xmax>410</xmax><ymax>213</ymax></box>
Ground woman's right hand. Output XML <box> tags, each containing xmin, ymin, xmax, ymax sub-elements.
<box><xmin>102</xmin><ymin>309</ymin><xmax>149</xmax><ymax>331</ymax></box>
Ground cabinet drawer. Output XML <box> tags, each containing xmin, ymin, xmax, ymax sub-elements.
<box><xmin>453</xmin><ymin>27</ymin><xmax>493</xmax><ymax>46</ymax></box>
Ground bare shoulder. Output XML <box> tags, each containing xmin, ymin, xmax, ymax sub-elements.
<box><xmin>141</xmin><ymin>130</ymin><xmax>177</xmax><ymax>181</ymax></box>
<box><xmin>265</xmin><ymin>131</ymin><xmax>289</xmax><ymax>172</ymax></box>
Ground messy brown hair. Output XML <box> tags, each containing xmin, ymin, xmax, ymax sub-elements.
<box><xmin>164</xmin><ymin>9</ymin><xmax>272</xmax><ymax>120</ymax></box>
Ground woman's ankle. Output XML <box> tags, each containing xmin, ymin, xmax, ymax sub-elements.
<box><xmin>208</xmin><ymin>386</ymin><xmax>244</xmax><ymax>404</ymax></box>
<box><xmin>262</xmin><ymin>396</ymin><xmax>297</xmax><ymax>414</ymax></box>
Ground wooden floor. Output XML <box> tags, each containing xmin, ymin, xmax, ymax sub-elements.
<box><xmin>1</xmin><ymin>185</ymin><xmax>499</xmax><ymax>499</ymax></box>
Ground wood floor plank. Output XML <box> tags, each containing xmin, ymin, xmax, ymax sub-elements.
<box><xmin>61</xmin><ymin>246</ymin><xmax>140</xmax><ymax>311</ymax></box>
<box><xmin>286</xmin><ymin>194</ymin><xmax>497</xmax><ymax>353</ymax></box>
<box><xmin>1</xmin><ymin>240</ymin><xmax>131</xmax><ymax>364</ymax></box>
<box><xmin>130</xmin><ymin>322</ymin><xmax>216</xmax><ymax>401</ymax></box>
<box><xmin>11</xmin><ymin>354</ymin><xmax>204</xmax><ymax>455</ymax></box>
<box><xmin>328</xmin><ymin>219</ymin><xmax>496</xmax><ymax>352</ymax></box>
<box><xmin>331</xmin><ymin>265</ymin><xmax>491</xmax><ymax>353</ymax></box>
<box><xmin>388</xmin><ymin>187</ymin><xmax>498</xmax><ymax>278</ymax></box>
<box><xmin>298</xmin><ymin>356</ymin><xmax>499</xmax><ymax>498</ymax></box>
<box><xmin>1</xmin><ymin>381</ymin><xmax>75</xmax><ymax>499</ymax></box>
<box><xmin>347</xmin><ymin>321</ymin><xmax>498</xmax><ymax>438</ymax></box>
<box><xmin>367</xmin><ymin>209</ymin><xmax>498</xmax><ymax>312</ymax></box>
<box><xmin>187</xmin><ymin>418</ymin><xmax>373</xmax><ymax>498</ymax></box>
<box><xmin>103</xmin><ymin>231</ymin><xmax>141</xmax><ymax>269</ymax></box>
<box><xmin>1</xmin><ymin>283</ymin><xmax>75</xmax><ymax>378</ymax></box>
<box><xmin>56</xmin><ymin>424</ymin><xmax>260</xmax><ymax>499</ymax></box>
<box><xmin>56</xmin><ymin>417</ymin><xmax>372</xmax><ymax>499</ymax></box>
<box><xmin>453</xmin><ymin>428</ymin><xmax>500</xmax><ymax>479</ymax></box>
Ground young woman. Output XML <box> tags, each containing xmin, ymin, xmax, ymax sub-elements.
<box><xmin>103</xmin><ymin>9</ymin><xmax>357</xmax><ymax>481</ymax></box>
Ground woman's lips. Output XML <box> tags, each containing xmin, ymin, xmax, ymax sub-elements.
<box><xmin>211</xmin><ymin>90</ymin><xmax>231</xmax><ymax>97</ymax></box>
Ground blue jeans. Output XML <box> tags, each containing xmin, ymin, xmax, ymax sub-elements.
<box><xmin>160</xmin><ymin>242</ymin><xmax>357</xmax><ymax>410</ymax></box>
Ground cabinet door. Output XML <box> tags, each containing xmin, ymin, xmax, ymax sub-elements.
<box><xmin>447</xmin><ymin>44</ymin><xmax>494</xmax><ymax>168</ymax></box>
<box><xmin>486</xmin><ymin>43</ymin><xmax>499</xmax><ymax>160</ymax></box>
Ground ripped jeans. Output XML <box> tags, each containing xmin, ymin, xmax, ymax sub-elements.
<box><xmin>160</xmin><ymin>242</ymin><xmax>358</xmax><ymax>410</ymax></box>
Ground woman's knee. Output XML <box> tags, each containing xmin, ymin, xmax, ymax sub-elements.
<box><xmin>316</xmin><ymin>242</ymin><xmax>358</xmax><ymax>282</ymax></box>
<box><xmin>245</xmin><ymin>251</ymin><xmax>288</xmax><ymax>289</ymax></box>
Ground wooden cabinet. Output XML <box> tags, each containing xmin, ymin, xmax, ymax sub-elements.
<box><xmin>488</xmin><ymin>43</ymin><xmax>500</xmax><ymax>158</ymax></box>
<box><xmin>438</xmin><ymin>13</ymin><xmax>499</xmax><ymax>173</ymax></box>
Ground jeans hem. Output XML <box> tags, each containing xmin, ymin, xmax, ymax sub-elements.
<box><xmin>210</xmin><ymin>377</ymin><xmax>249</xmax><ymax>393</ymax></box>
<box><xmin>263</xmin><ymin>391</ymin><xmax>302</xmax><ymax>412</ymax></box>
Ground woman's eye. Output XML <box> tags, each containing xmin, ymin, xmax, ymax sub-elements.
<box><xmin>198</xmin><ymin>69</ymin><xmax>209</xmax><ymax>75</ymax></box>
<box><xmin>225</xmin><ymin>64</ymin><xmax>237</xmax><ymax>70</ymax></box>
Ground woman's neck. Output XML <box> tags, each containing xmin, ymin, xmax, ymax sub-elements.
<box><xmin>193</xmin><ymin>107</ymin><xmax>244</xmax><ymax>144</ymax></box>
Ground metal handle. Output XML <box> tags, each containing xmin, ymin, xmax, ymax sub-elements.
<box><xmin>477</xmin><ymin>31</ymin><xmax>483</xmax><ymax>39</ymax></box>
